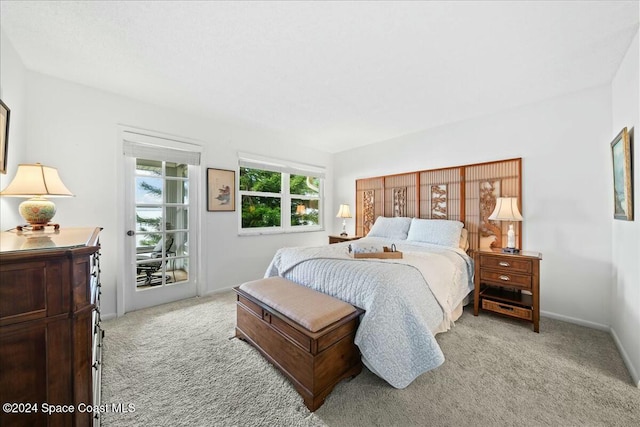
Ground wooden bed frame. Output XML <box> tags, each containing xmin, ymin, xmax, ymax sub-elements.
<box><xmin>355</xmin><ymin>157</ymin><xmax>522</xmax><ymax>252</ymax></box>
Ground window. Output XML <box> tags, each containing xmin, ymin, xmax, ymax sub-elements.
<box><xmin>238</xmin><ymin>154</ymin><xmax>324</xmax><ymax>234</ymax></box>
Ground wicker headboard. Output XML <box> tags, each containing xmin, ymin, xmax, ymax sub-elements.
<box><xmin>355</xmin><ymin>158</ymin><xmax>522</xmax><ymax>251</ymax></box>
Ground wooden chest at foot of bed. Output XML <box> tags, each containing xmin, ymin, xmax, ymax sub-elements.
<box><xmin>234</xmin><ymin>277</ymin><xmax>364</xmax><ymax>411</ymax></box>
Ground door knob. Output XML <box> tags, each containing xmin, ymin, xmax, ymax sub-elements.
<box><xmin>126</xmin><ymin>230</ymin><xmax>135</xmax><ymax>236</ymax></box>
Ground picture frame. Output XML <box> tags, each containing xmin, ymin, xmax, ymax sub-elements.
<box><xmin>207</xmin><ymin>168</ymin><xmax>235</xmax><ymax>212</ymax></box>
<box><xmin>610</xmin><ymin>127</ymin><xmax>633</xmax><ymax>221</ymax></box>
<box><xmin>0</xmin><ymin>99</ymin><xmax>10</xmax><ymax>174</ymax></box>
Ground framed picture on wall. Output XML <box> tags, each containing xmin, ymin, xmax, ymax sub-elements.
<box><xmin>207</xmin><ymin>168</ymin><xmax>235</xmax><ymax>212</ymax></box>
<box><xmin>0</xmin><ymin>99</ymin><xmax>10</xmax><ymax>174</ymax></box>
<box><xmin>610</xmin><ymin>127</ymin><xmax>633</xmax><ymax>221</ymax></box>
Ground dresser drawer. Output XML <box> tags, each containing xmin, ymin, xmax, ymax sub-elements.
<box><xmin>480</xmin><ymin>255</ymin><xmax>532</xmax><ymax>274</ymax></box>
<box><xmin>482</xmin><ymin>299</ymin><xmax>532</xmax><ymax>321</ymax></box>
<box><xmin>480</xmin><ymin>270</ymin><xmax>531</xmax><ymax>289</ymax></box>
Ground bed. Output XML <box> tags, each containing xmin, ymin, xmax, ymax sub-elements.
<box><xmin>264</xmin><ymin>216</ymin><xmax>474</xmax><ymax>389</ymax></box>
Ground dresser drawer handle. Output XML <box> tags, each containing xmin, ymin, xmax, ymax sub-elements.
<box><xmin>499</xmin><ymin>261</ymin><xmax>510</xmax><ymax>267</ymax></box>
<box><xmin>498</xmin><ymin>304</ymin><xmax>514</xmax><ymax>311</ymax></box>
<box><xmin>499</xmin><ymin>275</ymin><xmax>510</xmax><ymax>281</ymax></box>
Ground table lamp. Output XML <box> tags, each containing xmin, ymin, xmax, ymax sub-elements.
<box><xmin>0</xmin><ymin>163</ymin><xmax>74</xmax><ymax>230</ymax></box>
<box><xmin>488</xmin><ymin>197</ymin><xmax>523</xmax><ymax>253</ymax></box>
<box><xmin>336</xmin><ymin>204</ymin><xmax>352</xmax><ymax>236</ymax></box>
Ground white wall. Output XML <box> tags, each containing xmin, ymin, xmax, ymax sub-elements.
<box><xmin>1</xmin><ymin>33</ymin><xmax>333</xmax><ymax>318</ymax></box>
<box><xmin>333</xmin><ymin>85</ymin><xmax>614</xmax><ymax>329</ymax></box>
<box><xmin>3</xmin><ymin>20</ymin><xmax>638</xmax><ymax>385</ymax></box>
<box><xmin>0</xmin><ymin>29</ymin><xmax>27</xmax><ymax>226</ymax></box>
<box><xmin>611</xmin><ymin>29</ymin><xmax>640</xmax><ymax>387</ymax></box>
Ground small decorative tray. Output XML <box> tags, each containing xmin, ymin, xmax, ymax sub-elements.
<box><xmin>349</xmin><ymin>246</ymin><xmax>403</xmax><ymax>259</ymax></box>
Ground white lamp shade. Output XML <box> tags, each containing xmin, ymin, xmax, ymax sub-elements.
<box><xmin>336</xmin><ymin>204</ymin><xmax>352</xmax><ymax>218</ymax></box>
<box><xmin>488</xmin><ymin>197</ymin><xmax>523</xmax><ymax>221</ymax></box>
<box><xmin>0</xmin><ymin>163</ymin><xmax>74</xmax><ymax>197</ymax></box>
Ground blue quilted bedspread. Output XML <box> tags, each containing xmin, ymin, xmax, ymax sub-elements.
<box><xmin>264</xmin><ymin>237</ymin><xmax>473</xmax><ymax>388</ymax></box>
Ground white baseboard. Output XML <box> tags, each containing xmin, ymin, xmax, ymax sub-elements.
<box><xmin>101</xmin><ymin>312</ymin><xmax>117</xmax><ymax>321</ymax></box>
<box><xmin>202</xmin><ymin>286</ymin><xmax>235</xmax><ymax>297</ymax></box>
<box><xmin>542</xmin><ymin>310</ymin><xmax>640</xmax><ymax>388</ymax></box>
<box><xmin>540</xmin><ymin>310</ymin><xmax>610</xmax><ymax>331</ymax></box>
<box><xmin>610</xmin><ymin>327</ymin><xmax>640</xmax><ymax>388</ymax></box>
<box><xmin>102</xmin><ymin>287</ymin><xmax>234</xmax><ymax>320</ymax></box>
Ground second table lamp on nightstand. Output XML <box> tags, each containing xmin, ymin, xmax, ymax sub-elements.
<box><xmin>488</xmin><ymin>197</ymin><xmax>523</xmax><ymax>253</ymax></box>
<box><xmin>336</xmin><ymin>204</ymin><xmax>352</xmax><ymax>236</ymax></box>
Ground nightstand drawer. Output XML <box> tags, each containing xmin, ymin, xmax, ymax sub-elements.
<box><xmin>480</xmin><ymin>270</ymin><xmax>531</xmax><ymax>289</ymax></box>
<box><xmin>482</xmin><ymin>299</ymin><xmax>532</xmax><ymax>321</ymax></box>
<box><xmin>480</xmin><ymin>255</ymin><xmax>532</xmax><ymax>274</ymax></box>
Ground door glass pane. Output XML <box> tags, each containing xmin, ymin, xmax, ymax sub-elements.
<box><xmin>137</xmin><ymin>231</ymin><xmax>162</xmax><ymax>252</ymax></box>
<box><xmin>166</xmin><ymin>207</ymin><xmax>188</xmax><ymax>230</ymax></box>
<box><xmin>136</xmin><ymin>259</ymin><xmax>166</xmax><ymax>287</ymax></box>
<box><xmin>136</xmin><ymin>207</ymin><xmax>162</xmax><ymax>232</ymax></box>
<box><xmin>160</xmin><ymin>233</ymin><xmax>189</xmax><ymax>284</ymax></box>
<box><xmin>167</xmin><ymin>231</ymin><xmax>188</xmax><ymax>257</ymax></box>
<box><xmin>170</xmin><ymin>257</ymin><xmax>189</xmax><ymax>284</ymax></box>
<box><xmin>165</xmin><ymin>179</ymin><xmax>188</xmax><ymax>204</ymax></box>
<box><xmin>136</xmin><ymin>177</ymin><xmax>163</xmax><ymax>204</ymax></box>
<box><xmin>165</xmin><ymin>162</ymin><xmax>188</xmax><ymax>178</ymax></box>
<box><xmin>135</xmin><ymin>231</ymin><xmax>165</xmax><ymax>287</ymax></box>
<box><xmin>136</xmin><ymin>159</ymin><xmax>162</xmax><ymax>176</ymax></box>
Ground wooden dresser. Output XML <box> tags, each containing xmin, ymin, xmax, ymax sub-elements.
<box><xmin>0</xmin><ymin>227</ymin><xmax>103</xmax><ymax>426</ymax></box>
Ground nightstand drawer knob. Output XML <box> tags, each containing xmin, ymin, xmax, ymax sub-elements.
<box><xmin>499</xmin><ymin>261</ymin><xmax>510</xmax><ymax>267</ymax></box>
<box><xmin>499</xmin><ymin>275</ymin><xmax>510</xmax><ymax>281</ymax></box>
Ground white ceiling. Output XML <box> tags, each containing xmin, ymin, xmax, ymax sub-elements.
<box><xmin>1</xmin><ymin>1</ymin><xmax>638</xmax><ymax>153</ymax></box>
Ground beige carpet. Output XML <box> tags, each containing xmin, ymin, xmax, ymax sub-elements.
<box><xmin>101</xmin><ymin>291</ymin><xmax>640</xmax><ymax>426</ymax></box>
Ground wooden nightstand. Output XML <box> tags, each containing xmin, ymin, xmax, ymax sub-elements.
<box><xmin>473</xmin><ymin>249</ymin><xmax>542</xmax><ymax>332</ymax></box>
<box><xmin>328</xmin><ymin>235</ymin><xmax>362</xmax><ymax>244</ymax></box>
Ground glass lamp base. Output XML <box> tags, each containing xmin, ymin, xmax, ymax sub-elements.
<box><xmin>340</xmin><ymin>219</ymin><xmax>348</xmax><ymax>237</ymax></box>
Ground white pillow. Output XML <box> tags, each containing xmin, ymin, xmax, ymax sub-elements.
<box><xmin>406</xmin><ymin>218</ymin><xmax>464</xmax><ymax>248</ymax></box>
<box><xmin>367</xmin><ymin>216</ymin><xmax>412</xmax><ymax>240</ymax></box>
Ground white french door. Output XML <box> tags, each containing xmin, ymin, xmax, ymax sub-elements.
<box><xmin>120</xmin><ymin>130</ymin><xmax>201</xmax><ymax>313</ymax></box>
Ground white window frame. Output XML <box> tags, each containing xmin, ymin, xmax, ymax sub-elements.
<box><xmin>238</xmin><ymin>153</ymin><xmax>325</xmax><ymax>235</ymax></box>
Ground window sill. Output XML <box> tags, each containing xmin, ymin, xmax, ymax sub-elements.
<box><xmin>238</xmin><ymin>227</ymin><xmax>325</xmax><ymax>237</ymax></box>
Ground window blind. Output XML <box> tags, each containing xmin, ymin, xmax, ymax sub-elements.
<box><xmin>238</xmin><ymin>152</ymin><xmax>325</xmax><ymax>178</ymax></box>
<box><xmin>123</xmin><ymin>131</ymin><xmax>201</xmax><ymax>165</ymax></box>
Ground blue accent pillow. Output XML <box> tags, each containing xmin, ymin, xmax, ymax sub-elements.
<box><xmin>367</xmin><ymin>216</ymin><xmax>412</xmax><ymax>240</ymax></box>
<box><xmin>406</xmin><ymin>218</ymin><xmax>464</xmax><ymax>248</ymax></box>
